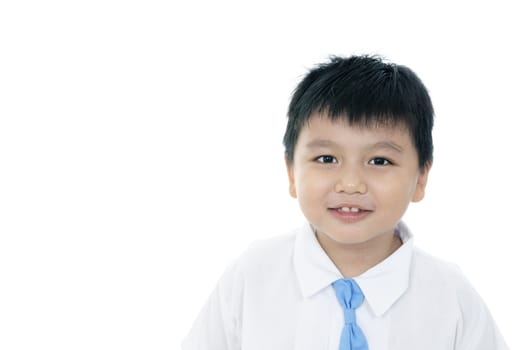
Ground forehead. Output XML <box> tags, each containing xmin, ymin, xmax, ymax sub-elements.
<box><xmin>298</xmin><ymin>115</ymin><xmax>412</xmax><ymax>146</ymax></box>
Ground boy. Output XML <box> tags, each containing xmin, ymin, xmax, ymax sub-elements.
<box><xmin>182</xmin><ymin>55</ymin><xmax>508</xmax><ymax>349</ymax></box>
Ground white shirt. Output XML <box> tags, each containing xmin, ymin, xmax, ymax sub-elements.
<box><xmin>182</xmin><ymin>222</ymin><xmax>508</xmax><ymax>350</ymax></box>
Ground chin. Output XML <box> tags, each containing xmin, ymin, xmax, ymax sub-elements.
<box><xmin>321</xmin><ymin>230</ymin><xmax>377</xmax><ymax>245</ymax></box>
<box><xmin>335</xmin><ymin>235</ymin><xmax>375</xmax><ymax>245</ymax></box>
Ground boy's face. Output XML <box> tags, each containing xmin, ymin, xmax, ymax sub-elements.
<box><xmin>286</xmin><ymin>114</ymin><xmax>430</xmax><ymax>246</ymax></box>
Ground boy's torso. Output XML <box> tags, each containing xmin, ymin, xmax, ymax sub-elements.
<box><xmin>237</xmin><ymin>227</ymin><xmax>458</xmax><ymax>349</ymax></box>
<box><xmin>183</xmin><ymin>224</ymin><xmax>507</xmax><ymax>350</ymax></box>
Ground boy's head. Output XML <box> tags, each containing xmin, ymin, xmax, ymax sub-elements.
<box><xmin>283</xmin><ymin>55</ymin><xmax>434</xmax><ymax>246</ymax></box>
<box><xmin>283</xmin><ymin>55</ymin><xmax>434</xmax><ymax>171</ymax></box>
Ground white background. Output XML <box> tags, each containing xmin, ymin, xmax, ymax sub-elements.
<box><xmin>1</xmin><ymin>1</ymin><xmax>525</xmax><ymax>349</ymax></box>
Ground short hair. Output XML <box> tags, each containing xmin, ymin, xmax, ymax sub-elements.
<box><xmin>283</xmin><ymin>55</ymin><xmax>434</xmax><ymax>170</ymax></box>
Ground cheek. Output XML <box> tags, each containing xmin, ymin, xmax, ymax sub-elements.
<box><xmin>295</xmin><ymin>171</ymin><xmax>330</xmax><ymax>205</ymax></box>
<box><xmin>298</xmin><ymin>171</ymin><xmax>330</xmax><ymax>193</ymax></box>
<box><xmin>372</xmin><ymin>176</ymin><xmax>416</xmax><ymax>205</ymax></box>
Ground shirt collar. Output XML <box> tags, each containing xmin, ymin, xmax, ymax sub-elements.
<box><xmin>293</xmin><ymin>222</ymin><xmax>414</xmax><ymax>317</ymax></box>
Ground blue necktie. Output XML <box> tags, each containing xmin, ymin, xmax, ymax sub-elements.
<box><xmin>332</xmin><ymin>279</ymin><xmax>369</xmax><ymax>350</ymax></box>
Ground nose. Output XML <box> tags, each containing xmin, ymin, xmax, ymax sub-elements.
<box><xmin>334</xmin><ymin>168</ymin><xmax>367</xmax><ymax>194</ymax></box>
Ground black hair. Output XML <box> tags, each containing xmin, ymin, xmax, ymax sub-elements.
<box><xmin>283</xmin><ymin>55</ymin><xmax>434</xmax><ymax>170</ymax></box>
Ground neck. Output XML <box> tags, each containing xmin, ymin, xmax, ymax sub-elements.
<box><xmin>316</xmin><ymin>231</ymin><xmax>402</xmax><ymax>278</ymax></box>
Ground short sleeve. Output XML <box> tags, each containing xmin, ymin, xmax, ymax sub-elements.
<box><xmin>181</xmin><ymin>262</ymin><xmax>243</xmax><ymax>350</ymax></box>
<box><xmin>454</xmin><ymin>271</ymin><xmax>508</xmax><ymax>350</ymax></box>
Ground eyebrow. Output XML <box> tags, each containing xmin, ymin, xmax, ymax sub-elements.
<box><xmin>370</xmin><ymin>141</ymin><xmax>404</xmax><ymax>153</ymax></box>
<box><xmin>305</xmin><ymin>139</ymin><xmax>338</xmax><ymax>149</ymax></box>
<box><xmin>305</xmin><ymin>139</ymin><xmax>404</xmax><ymax>153</ymax></box>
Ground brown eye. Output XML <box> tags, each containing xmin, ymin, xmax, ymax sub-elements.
<box><xmin>368</xmin><ymin>157</ymin><xmax>391</xmax><ymax>166</ymax></box>
<box><xmin>315</xmin><ymin>155</ymin><xmax>337</xmax><ymax>164</ymax></box>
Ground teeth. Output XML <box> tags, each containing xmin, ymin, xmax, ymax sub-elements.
<box><xmin>340</xmin><ymin>207</ymin><xmax>360</xmax><ymax>213</ymax></box>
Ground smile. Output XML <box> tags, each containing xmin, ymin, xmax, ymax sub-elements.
<box><xmin>329</xmin><ymin>207</ymin><xmax>372</xmax><ymax>222</ymax></box>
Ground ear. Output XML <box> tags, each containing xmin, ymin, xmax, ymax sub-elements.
<box><xmin>285</xmin><ymin>155</ymin><xmax>297</xmax><ymax>198</ymax></box>
<box><xmin>412</xmin><ymin>162</ymin><xmax>432</xmax><ymax>203</ymax></box>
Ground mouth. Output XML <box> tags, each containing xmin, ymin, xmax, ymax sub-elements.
<box><xmin>328</xmin><ymin>206</ymin><xmax>372</xmax><ymax>222</ymax></box>
<box><xmin>335</xmin><ymin>206</ymin><xmax>364</xmax><ymax>213</ymax></box>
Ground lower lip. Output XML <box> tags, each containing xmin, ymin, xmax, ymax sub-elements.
<box><xmin>328</xmin><ymin>208</ymin><xmax>371</xmax><ymax>223</ymax></box>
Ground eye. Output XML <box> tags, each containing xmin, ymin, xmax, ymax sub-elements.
<box><xmin>315</xmin><ymin>155</ymin><xmax>337</xmax><ymax>164</ymax></box>
<box><xmin>368</xmin><ymin>157</ymin><xmax>392</xmax><ymax>166</ymax></box>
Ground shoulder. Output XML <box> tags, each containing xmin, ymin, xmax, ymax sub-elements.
<box><xmin>206</xmin><ymin>228</ymin><xmax>299</xmax><ymax>311</ymax></box>
<box><xmin>215</xmin><ymin>227</ymin><xmax>301</xmax><ymax>285</ymax></box>
<box><xmin>218</xmin><ymin>226</ymin><xmax>302</xmax><ymax>286</ymax></box>
<box><xmin>411</xmin><ymin>247</ymin><xmax>478</xmax><ymax>301</ymax></box>
<box><xmin>182</xmin><ymin>227</ymin><xmax>305</xmax><ymax>350</ymax></box>
<box><xmin>410</xmin><ymin>247</ymin><xmax>509</xmax><ymax>349</ymax></box>
<box><xmin>235</xmin><ymin>228</ymin><xmax>299</xmax><ymax>274</ymax></box>
<box><xmin>212</xmin><ymin>228</ymin><xmax>300</xmax><ymax>316</ymax></box>
<box><xmin>412</xmin><ymin>247</ymin><xmax>467</xmax><ymax>284</ymax></box>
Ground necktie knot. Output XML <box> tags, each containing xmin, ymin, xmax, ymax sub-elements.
<box><xmin>332</xmin><ymin>278</ymin><xmax>365</xmax><ymax>310</ymax></box>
